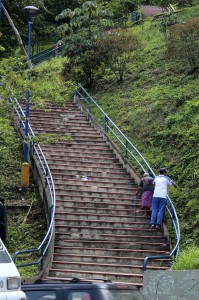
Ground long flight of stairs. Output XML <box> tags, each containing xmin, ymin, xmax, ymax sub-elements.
<box><xmin>28</xmin><ymin>100</ymin><xmax>171</xmax><ymax>287</ymax></box>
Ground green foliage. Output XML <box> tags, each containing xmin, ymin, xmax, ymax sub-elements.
<box><xmin>89</xmin><ymin>5</ymin><xmax>199</xmax><ymax>251</ymax></box>
<box><xmin>0</xmin><ymin>56</ymin><xmax>28</xmax><ymax>99</ymax></box>
<box><xmin>106</xmin><ymin>0</ymin><xmax>140</xmax><ymax>27</ymax></box>
<box><xmin>56</xmin><ymin>1</ymin><xmax>112</xmax><ymax>49</ymax></box>
<box><xmin>58</xmin><ymin>4</ymin><xmax>141</xmax><ymax>86</ymax></box>
<box><xmin>7</xmin><ymin>186</ymin><xmax>47</xmax><ymax>278</ymax></box>
<box><xmin>29</xmin><ymin>57</ymin><xmax>76</xmax><ymax>105</ymax></box>
<box><xmin>0</xmin><ymin>56</ymin><xmax>76</xmax><ymax>105</ymax></box>
<box><xmin>154</xmin><ymin>13</ymin><xmax>184</xmax><ymax>34</ymax></box>
<box><xmin>29</xmin><ymin>133</ymin><xmax>72</xmax><ymax>145</ymax></box>
<box><xmin>167</xmin><ymin>18</ymin><xmax>199</xmax><ymax>73</ymax></box>
<box><xmin>0</xmin><ymin>101</ymin><xmax>21</xmax><ymax>181</ymax></box>
<box><xmin>0</xmin><ymin>101</ymin><xmax>46</xmax><ymax>278</ymax></box>
<box><xmin>101</xmin><ymin>30</ymin><xmax>142</xmax><ymax>81</ymax></box>
<box><xmin>177</xmin><ymin>4</ymin><xmax>199</xmax><ymax>19</ymax></box>
<box><xmin>56</xmin><ymin>1</ymin><xmax>113</xmax><ymax>86</ymax></box>
<box><xmin>172</xmin><ymin>247</ymin><xmax>199</xmax><ymax>270</ymax></box>
<box><xmin>0</xmin><ymin>32</ymin><xmax>5</xmax><ymax>52</ymax></box>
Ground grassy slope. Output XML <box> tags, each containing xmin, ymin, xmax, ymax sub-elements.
<box><xmin>90</xmin><ymin>6</ymin><xmax>199</xmax><ymax>248</ymax></box>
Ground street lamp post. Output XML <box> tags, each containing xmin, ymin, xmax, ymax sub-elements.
<box><xmin>21</xmin><ymin>5</ymin><xmax>40</xmax><ymax>187</ymax></box>
<box><xmin>54</xmin><ymin>0</ymin><xmax>59</xmax><ymax>45</ymax></box>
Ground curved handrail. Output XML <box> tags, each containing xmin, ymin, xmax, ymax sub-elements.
<box><xmin>75</xmin><ymin>83</ymin><xmax>180</xmax><ymax>271</ymax></box>
<box><xmin>11</xmin><ymin>98</ymin><xmax>56</xmax><ymax>270</ymax></box>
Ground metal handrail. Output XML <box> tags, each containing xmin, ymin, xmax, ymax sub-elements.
<box><xmin>31</xmin><ymin>44</ymin><xmax>65</xmax><ymax>65</ymax></box>
<box><xmin>75</xmin><ymin>83</ymin><xmax>180</xmax><ymax>271</ymax></box>
<box><xmin>11</xmin><ymin>98</ymin><xmax>56</xmax><ymax>270</ymax></box>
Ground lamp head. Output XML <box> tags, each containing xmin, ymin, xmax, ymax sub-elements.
<box><xmin>22</xmin><ymin>6</ymin><xmax>40</xmax><ymax>22</ymax></box>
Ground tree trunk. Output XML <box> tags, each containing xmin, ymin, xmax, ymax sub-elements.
<box><xmin>2</xmin><ymin>4</ymin><xmax>27</xmax><ymax>57</ymax></box>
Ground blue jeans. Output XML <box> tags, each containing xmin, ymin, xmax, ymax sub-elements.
<box><xmin>150</xmin><ymin>197</ymin><xmax>167</xmax><ymax>225</ymax></box>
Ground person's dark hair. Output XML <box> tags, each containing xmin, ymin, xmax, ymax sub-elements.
<box><xmin>159</xmin><ymin>168</ymin><xmax>167</xmax><ymax>174</ymax></box>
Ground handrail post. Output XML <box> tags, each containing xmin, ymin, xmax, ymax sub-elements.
<box><xmin>30</xmin><ymin>141</ymin><xmax>34</xmax><ymax>157</ymax></box>
<box><xmin>45</xmin><ymin>167</ymin><xmax>48</xmax><ymax>187</ymax></box>
<box><xmin>104</xmin><ymin>116</ymin><xmax>108</xmax><ymax>133</ymax></box>
<box><xmin>40</xmin><ymin>245</ymin><xmax>44</xmax><ymax>270</ymax></box>
<box><xmin>143</xmin><ymin>257</ymin><xmax>148</xmax><ymax>271</ymax></box>
<box><xmin>125</xmin><ymin>140</ymin><xmax>128</xmax><ymax>158</ymax></box>
<box><xmin>20</xmin><ymin>111</ymin><xmax>23</xmax><ymax>128</ymax></box>
<box><xmin>88</xmin><ymin>97</ymin><xmax>91</xmax><ymax>113</ymax></box>
<box><xmin>49</xmin><ymin>205</ymin><xmax>53</xmax><ymax>223</ymax></box>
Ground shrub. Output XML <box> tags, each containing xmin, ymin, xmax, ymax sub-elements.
<box><xmin>166</xmin><ymin>18</ymin><xmax>199</xmax><ymax>73</ymax></box>
<box><xmin>100</xmin><ymin>30</ymin><xmax>141</xmax><ymax>82</ymax></box>
<box><xmin>172</xmin><ymin>247</ymin><xmax>199</xmax><ymax>270</ymax></box>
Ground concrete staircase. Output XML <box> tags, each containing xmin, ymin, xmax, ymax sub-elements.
<box><xmin>28</xmin><ymin>101</ymin><xmax>171</xmax><ymax>287</ymax></box>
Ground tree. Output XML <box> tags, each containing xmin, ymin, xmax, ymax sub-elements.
<box><xmin>0</xmin><ymin>0</ymin><xmax>53</xmax><ymax>57</ymax></box>
<box><xmin>167</xmin><ymin>18</ymin><xmax>199</xmax><ymax>73</ymax></box>
<box><xmin>56</xmin><ymin>1</ymin><xmax>112</xmax><ymax>86</ymax></box>
<box><xmin>107</xmin><ymin>0</ymin><xmax>140</xmax><ymax>27</ymax></box>
<box><xmin>101</xmin><ymin>30</ymin><xmax>141</xmax><ymax>81</ymax></box>
<box><xmin>1</xmin><ymin>3</ymin><xmax>27</xmax><ymax>56</ymax></box>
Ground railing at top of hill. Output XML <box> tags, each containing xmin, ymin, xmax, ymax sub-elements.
<box><xmin>31</xmin><ymin>43</ymin><xmax>65</xmax><ymax>65</ymax></box>
<box><xmin>11</xmin><ymin>98</ymin><xmax>56</xmax><ymax>271</ymax></box>
<box><xmin>75</xmin><ymin>83</ymin><xmax>180</xmax><ymax>271</ymax></box>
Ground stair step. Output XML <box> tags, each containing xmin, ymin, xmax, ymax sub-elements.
<box><xmin>44</xmin><ymin>276</ymin><xmax>143</xmax><ymax>288</ymax></box>
<box><xmin>48</xmin><ymin>268</ymin><xmax>143</xmax><ymax>283</ymax></box>
<box><xmin>31</xmin><ymin>120</ymin><xmax>91</xmax><ymax>127</ymax></box>
<box><xmin>47</xmin><ymin>157</ymin><xmax>123</xmax><ymax>166</ymax></box>
<box><xmin>56</xmin><ymin>231</ymin><xmax>167</xmax><ymax>244</ymax></box>
<box><xmin>42</xmin><ymin>147</ymin><xmax>113</xmax><ymax>155</ymax></box>
<box><xmin>53</xmin><ymin>175</ymin><xmax>133</xmax><ymax>185</ymax></box>
<box><xmin>54</xmin><ymin>182</ymin><xmax>135</xmax><ymax>193</ymax></box>
<box><xmin>51</xmin><ymin>260</ymin><xmax>167</xmax><ymax>274</ymax></box>
<box><xmin>53</xmin><ymin>177</ymin><xmax>134</xmax><ymax>187</ymax></box>
<box><xmin>54</xmin><ymin>245</ymin><xmax>169</xmax><ymax>259</ymax></box>
<box><xmin>55</xmin><ymin>210</ymin><xmax>149</xmax><ymax>220</ymax></box>
<box><xmin>55</xmin><ymin>188</ymin><xmax>136</xmax><ymax>198</ymax></box>
<box><xmin>48</xmin><ymin>171</ymin><xmax>132</xmax><ymax>181</ymax></box>
<box><xmin>56</xmin><ymin>199</ymin><xmax>141</xmax><ymax>210</ymax></box>
<box><xmin>56</xmin><ymin>222</ymin><xmax>161</xmax><ymax>236</ymax></box>
<box><xmin>31</xmin><ymin>123</ymin><xmax>95</xmax><ymax>130</ymax></box>
<box><xmin>55</xmin><ymin>217</ymin><xmax>150</xmax><ymax>227</ymax></box>
<box><xmin>49</xmin><ymin>166</ymin><xmax>129</xmax><ymax>177</ymax></box>
<box><xmin>55</xmin><ymin>204</ymin><xmax>144</xmax><ymax>215</ymax></box>
<box><xmin>54</xmin><ymin>238</ymin><xmax>169</xmax><ymax>251</ymax></box>
<box><xmin>53</xmin><ymin>252</ymin><xmax>170</xmax><ymax>267</ymax></box>
<box><xmin>46</xmin><ymin>154</ymin><xmax>120</xmax><ymax>164</ymax></box>
<box><xmin>56</xmin><ymin>209</ymin><xmax>149</xmax><ymax>218</ymax></box>
<box><xmin>41</xmin><ymin>143</ymin><xmax>111</xmax><ymax>151</ymax></box>
<box><xmin>56</xmin><ymin>196</ymin><xmax>140</xmax><ymax>206</ymax></box>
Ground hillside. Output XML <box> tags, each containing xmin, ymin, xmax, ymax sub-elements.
<box><xmin>0</xmin><ymin>4</ymin><xmax>198</xmax><ymax>277</ymax></box>
<box><xmin>88</xmin><ymin>6</ymin><xmax>199</xmax><ymax>248</ymax></box>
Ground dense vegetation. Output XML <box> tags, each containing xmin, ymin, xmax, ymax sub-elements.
<box><xmin>0</xmin><ymin>0</ymin><xmax>199</xmax><ymax>273</ymax></box>
<box><xmin>0</xmin><ymin>101</ymin><xmax>46</xmax><ymax>277</ymax></box>
<box><xmin>90</xmin><ymin>8</ymin><xmax>199</xmax><ymax>249</ymax></box>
